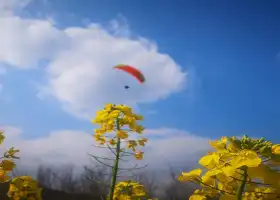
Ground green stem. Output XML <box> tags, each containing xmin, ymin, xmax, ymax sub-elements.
<box><xmin>109</xmin><ymin>119</ymin><xmax>121</xmax><ymax>200</ymax></box>
<box><xmin>236</xmin><ymin>166</ymin><xmax>248</xmax><ymax>200</ymax></box>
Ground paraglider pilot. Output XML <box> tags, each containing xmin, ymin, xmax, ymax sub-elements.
<box><xmin>113</xmin><ymin>64</ymin><xmax>145</xmax><ymax>90</ymax></box>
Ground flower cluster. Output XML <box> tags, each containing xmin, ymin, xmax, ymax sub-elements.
<box><xmin>112</xmin><ymin>181</ymin><xmax>147</xmax><ymax>200</ymax></box>
<box><xmin>7</xmin><ymin>176</ymin><xmax>42</xmax><ymax>200</ymax></box>
<box><xmin>178</xmin><ymin>135</ymin><xmax>280</xmax><ymax>200</ymax></box>
<box><xmin>92</xmin><ymin>104</ymin><xmax>148</xmax><ymax>160</ymax></box>
<box><xmin>0</xmin><ymin>131</ymin><xmax>20</xmax><ymax>183</ymax></box>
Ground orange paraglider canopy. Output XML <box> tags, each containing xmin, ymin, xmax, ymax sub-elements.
<box><xmin>113</xmin><ymin>64</ymin><xmax>145</xmax><ymax>83</ymax></box>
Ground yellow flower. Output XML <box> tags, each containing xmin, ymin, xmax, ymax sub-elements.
<box><xmin>91</xmin><ymin>104</ymin><xmax>146</xmax><ymax>154</ymax></box>
<box><xmin>227</xmin><ymin>142</ymin><xmax>240</xmax><ymax>153</ymax></box>
<box><xmin>137</xmin><ymin>138</ymin><xmax>148</xmax><ymax>146</ymax></box>
<box><xmin>94</xmin><ymin>134</ymin><xmax>106</xmax><ymax>145</ymax></box>
<box><xmin>201</xmin><ymin>173</ymin><xmax>216</xmax><ymax>187</ymax></box>
<box><xmin>219</xmin><ymin>194</ymin><xmax>237</xmax><ymax>200</ymax></box>
<box><xmin>247</xmin><ymin>164</ymin><xmax>269</xmax><ymax>182</ymax></box>
<box><xmin>179</xmin><ymin>136</ymin><xmax>280</xmax><ymax>200</ymax></box>
<box><xmin>8</xmin><ymin>176</ymin><xmax>42</xmax><ymax>200</ymax></box>
<box><xmin>109</xmin><ymin>109</ymin><xmax>121</xmax><ymax>119</ymax></box>
<box><xmin>220</xmin><ymin>165</ymin><xmax>236</xmax><ymax>177</ymax></box>
<box><xmin>231</xmin><ymin>149</ymin><xmax>261</xmax><ymax>168</ymax></box>
<box><xmin>199</xmin><ymin>152</ymin><xmax>220</xmax><ymax>169</ymax></box>
<box><xmin>272</xmin><ymin>144</ymin><xmax>280</xmax><ymax>155</ymax></box>
<box><xmin>94</xmin><ymin>128</ymin><xmax>106</xmax><ymax>135</ymax></box>
<box><xmin>134</xmin><ymin>124</ymin><xmax>144</xmax><ymax>134</ymax></box>
<box><xmin>92</xmin><ymin>104</ymin><xmax>144</xmax><ymax>134</ymax></box>
<box><xmin>247</xmin><ymin>163</ymin><xmax>280</xmax><ymax>189</ymax></box>
<box><xmin>209</xmin><ymin>136</ymin><xmax>227</xmax><ymax>150</ymax></box>
<box><xmin>134</xmin><ymin>151</ymin><xmax>143</xmax><ymax>160</ymax></box>
<box><xmin>0</xmin><ymin>159</ymin><xmax>15</xmax><ymax>171</ymax></box>
<box><xmin>115</xmin><ymin>105</ymin><xmax>133</xmax><ymax>116</ymax></box>
<box><xmin>107</xmin><ymin>119</ymin><xmax>114</xmax><ymax>125</ymax></box>
<box><xmin>101</xmin><ymin>123</ymin><xmax>114</xmax><ymax>132</ymax></box>
<box><xmin>93</xmin><ymin>110</ymin><xmax>108</xmax><ymax>124</ymax></box>
<box><xmin>127</xmin><ymin>140</ymin><xmax>138</xmax><ymax>151</ymax></box>
<box><xmin>116</xmin><ymin>130</ymin><xmax>129</xmax><ymax>139</ymax></box>
<box><xmin>128</xmin><ymin>119</ymin><xmax>137</xmax><ymax>128</ymax></box>
<box><xmin>189</xmin><ymin>190</ymin><xmax>209</xmax><ymax>200</ymax></box>
<box><xmin>203</xmin><ymin>168</ymin><xmax>222</xmax><ymax>178</ymax></box>
<box><xmin>104</xmin><ymin>103</ymin><xmax>114</xmax><ymax>111</ymax></box>
<box><xmin>241</xmin><ymin>187</ymin><xmax>278</xmax><ymax>200</ymax></box>
<box><xmin>0</xmin><ymin>168</ymin><xmax>10</xmax><ymax>183</ymax></box>
<box><xmin>108</xmin><ymin>139</ymin><xmax>117</xmax><ymax>146</ymax></box>
<box><xmin>134</xmin><ymin>114</ymin><xmax>144</xmax><ymax>120</ymax></box>
<box><xmin>113</xmin><ymin>181</ymin><xmax>146</xmax><ymax>200</ymax></box>
<box><xmin>189</xmin><ymin>194</ymin><xmax>207</xmax><ymax>200</ymax></box>
<box><xmin>178</xmin><ymin>168</ymin><xmax>202</xmax><ymax>182</ymax></box>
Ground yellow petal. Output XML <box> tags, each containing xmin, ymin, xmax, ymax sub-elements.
<box><xmin>272</xmin><ymin>144</ymin><xmax>280</xmax><ymax>155</ymax></box>
<box><xmin>199</xmin><ymin>153</ymin><xmax>220</xmax><ymax>169</ymax></box>
<box><xmin>108</xmin><ymin>139</ymin><xmax>117</xmax><ymax>146</ymax></box>
<box><xmin>178</xmin><ymin>168</ymin><xmax>202</xmax><ymax>182</ymax></box>
<box><xmin>204</xmin><ymin>169</ymin><xmax>222</xmax><ymax>177</ymax></box>
<box><xmin>227</xmin><ymin>142</ymin><xmax>240</xmax><ymax>153</ymax></box>
<box><xmin>1</xmin><ymin>159</ymin><xmax>16</xmax><ymax>171</ymax></box>
<box><xmin>220</xmin><ymin>165</ymin><xmax>236</xmax><ymax>177</ymax></box>
<box><xmin>134</xmin><ymin>151</ymin><xmax>143</xmax><ymax>160</ymax></box>
<box><xmin>0</xmin><ymin>169</ymin><xmax>10</xmax><ymax>183</ymax></box>
<box><xmin>201</xmin><ymin>174</ymin><xmax>215</xmax><ymax>187</ymax></box>
<box><xmin>219</xmin><ymin>195</ymin><xmax>237</xmax><ymax>200</ymax></box>
<box><xmin>116</xmin><ymin>130</ymin><xmax>128</xmax><ymax>139</ymax></box>
<box><xmin>209</xmin><ymin>137</ymin><xmax>227</xmax><ymax>150</ymax></box>
<box><xmin>137</xmin><ymin>138</ymin><xmax>148</xmax><ymax>146</ymax></box>
<box><xmin>247</xmin><ymin>164</ymin><xmax>280</xmax><ymax>188</ymax></box>
<box><xmin>231</xmin><ymin>150</ymin><xmax>261</xmax><ymax>168</ymax></box>
<box><xmin>189</xmin><ymin>194</ymin><xmax>207</xmax><ymax>200</ymax></box>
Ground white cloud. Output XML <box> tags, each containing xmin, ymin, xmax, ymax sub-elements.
<box><xmin>144</xmin><ymin>128</ymin><xmax>210</xmax><ymax>168</ymax></box>
<box><xmin>0</xmin><ymin>16</ymin><xmax>67</xmax><ymax>68</ymax></box>
<box><xmin>0</xmin><ymin>0</ymin><xmax>187</xmax><ymax>119</ymax></box>
<box><xmin>40</xmin><ymin>24</ymin><xmax>187</xmax><ymax>119</ymax></box>
<box><xmin>0</xmin><ymin>126</ymin><xmax>98</xmax><ymax>170</ymax></box>
<box><xmin>0</xmin><ymin>126</ymin><xmax>210</xmax><ymax>173</ymax></box>
<box><xmin>0</xmin><ymin>0</ymin><xmax>31</xmax><ymax>16</ymax></box>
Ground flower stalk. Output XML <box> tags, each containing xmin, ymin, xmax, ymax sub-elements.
<box><xmin>236</xmin><ymin>166</ymin><xmax>247</xmax><ymax>200</ymax></box>
<box><xmin>109</xmin><ymin>119</ymin><xmax>121</xmax><ymax>200</ymax></box>
<box><xmin>91</xmin><ymin>104</ymin><xmax>148</xmax><ymax>200</ymax></box>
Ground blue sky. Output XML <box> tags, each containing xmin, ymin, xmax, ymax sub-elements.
<box><xmin>1</xmin><ymin>0</ymin><xmax>280</xmax><ymax>145</ymax></box>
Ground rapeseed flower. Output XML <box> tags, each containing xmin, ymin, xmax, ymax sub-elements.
<box><xmin>178</xmin><ymin>135</ymin><xmax>280</xmax><ymax>200</ymax></box>
<box><xmin>92</xmin><ymin>104</ymin><xmax>146</xmax><ymax>158</ymax></box>
<box><xmin>7</xmin><ymin>176</ymin><xmax>42</xmax><ymax>200</ymax></box>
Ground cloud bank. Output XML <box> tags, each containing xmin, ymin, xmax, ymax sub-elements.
<box><xmin>0</xmin><ymin>0</ymin><xmax>187</xmax><ymax>119</ymax></box>
<box><xmin>1</xmin><ymin>126</ymin><xmax>210</xmax><ymax>172</ymax></box>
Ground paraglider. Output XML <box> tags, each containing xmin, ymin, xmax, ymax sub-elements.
<box><xmin>113</xmin><ymin>64</ymin><xmax>145</xmax><ymax>89</ymax></box>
